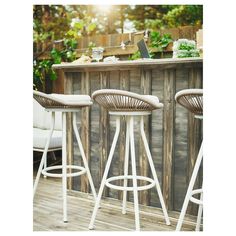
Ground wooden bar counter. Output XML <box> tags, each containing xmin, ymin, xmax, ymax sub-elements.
<box><xmin>52</xmin><ymin>58</ymin><xmax>203</xmax><ymax>215</ymax></box>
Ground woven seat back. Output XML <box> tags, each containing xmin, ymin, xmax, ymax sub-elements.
<box><xmin>92</xmin><ymin>90</ymin><xmax>162</xmax><ymax>112</ymax></box>
<box><xmin>175</xmin><ymin>89</ymin><xmax>203</xmax><ymax>115</ymax></box>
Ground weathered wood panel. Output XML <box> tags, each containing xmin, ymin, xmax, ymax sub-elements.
<box><xmin>187</xmin><ymin>68</ymin><xmax>203</xmax><ymax>215</ymax></box>
<box><xmin>150</xmin><ymin>69</ymin><xmax>164</xmax><ymax>208</ymax></box>
<box><xmin>118</xmin><ymin>70</ymin><xmax>130</xmax><ymax>200</ymax></box>
<box><xmin>173</xmin><ymin>68</ymin><xmax>189</xmax><ymax>211</ymax></box>
<box><xmin>89</xmin><ymin>72</ymin><xmax>101</xmax><ymax>193</ymax></box>
<box><xmin>59</xmin><ymin>59</ymin><xmax>203</xmax><ymax>215</ymax></box>
<box><xmin>163</xmin><ymin>69</ymin><xmax>176</xmax><ymax>210</ymax></box>
<box><xmin>64</xmin><ymin>72</ymin><xmax>73</xmax><ymax>191</ymax></box>
<box><xmin>139</xmin><ymin>69</ymin><xmax>152</xmax><ymax>206</ymax></box>
<box><xmin>80</xmin><ymin>72</ymin><xmax>91</xmax><ymax>193</ymax></box>
<box><xmin>99</xmin><ymin>71</ymin><xmax>110</xmax><ymax>197</ymax></box>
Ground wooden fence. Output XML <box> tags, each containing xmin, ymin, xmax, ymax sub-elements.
<box><xmin>34</xmin><ymin>25</ymin><xmax>201</xmax><ymax>60</ymax></box>
<box><xmin>47</xmin><ymin>26</ymin><xmax>201</xmax><ymax>94</ymax></box>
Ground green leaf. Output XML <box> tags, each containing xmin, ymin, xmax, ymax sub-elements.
<box><xmin>74</xmin><ymin>21</ymin><xmax>84</xmax><ymax>30</ymax></box>
<box><xmin>49</xmin><ymin>70</ymin><xmax>57</xmax><ymax>81</ymax></box>
<box><xmin>87</xmin><ymin>23</ymin><xmax>96</xmax><ymax>32</ymax></box>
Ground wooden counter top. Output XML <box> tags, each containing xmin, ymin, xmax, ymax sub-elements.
<box><xmin>52</xmin><ymin>58</ymin><xmax>202</xmax><ymax>72</ymax></box>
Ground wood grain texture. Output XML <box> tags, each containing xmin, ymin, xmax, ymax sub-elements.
<box><xmin>33</xmin><ymin>176</ymin><xmax>201</xmax><ymax>231</ymax></box>
<box><xmin>64</xmin><ymin>72</ymin><xmax>73</xmax><ymax>190</ymax></box>
<box><xmin>163</xmin><ymin>69</ymin><xmax>176</xmax><ymax>210</ymax></box>
<box><xmin>118</xmin><ymin>70</ymin><xmax>130</xmax><ymax>200</ymax></box>
<box><xmin>139</xmin><ymin>69</ymin><xmax>152</xmax><ymax>206</ymax></box>
<box><xmin>99</xmin><ymin>71</ymin><xmax>110</xmax><ymax>197</ymax></box>
<box><xmin>80</xmin><ymin>72</ymin><xmax>91</xmax><ymax>193</ymax></box>
<box><xmin>58</xmin><ymin>61</ymin><xmax>203</xmax><ymax>216</ymax></box>
<box><xmin>52</xmin><ymin>58</ymin><xmax>203</xmax><ymax>72</ymax></box>
<box><xmin>187</xmin><ymin>68</ymin><xmax>203</xmax><ymax>215</ymax></box>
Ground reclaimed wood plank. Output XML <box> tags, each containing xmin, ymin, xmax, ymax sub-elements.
<box><xmin>64</xmin><ymin>72</ymin><xmax>73</xmax><ymax>190</ymax></box>
<box><xmin>173</xmin><ymin>68</ymin><xmax>189</xmax><ymax>211</ymax></box>
<box><xmin>150</xmin><ymin>69</ymin><xmax>164</xmax><ymax>207</ymax></box>
<box><xmin>80</xmin><ymin>72</ymin><xmax>91</xmax><ymax>193</ymax></box>
<box><xmin>187</xmin><ymin>67</ymin><xmax>203</xmax><ymax>215</ymax></box>
<box><xmin>163</xmin><ymin>69</ymin><xmax>176</xmax><ymax>210</ymax></box>
<box><xmin>118</xmin><ymin>70</ymin><xmax>130</xmax><ymax>200</ymax></box>
<box><xmin>99</xmin><ymin>71</ymin><xmax>110</xmax><ymax>197</ymax></box>
<box><xmin>139</xmin><ymin>69</ymin><xmax>152</xmax><ymax>206</ymax></box>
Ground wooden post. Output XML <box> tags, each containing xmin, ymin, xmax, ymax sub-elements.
<box><xmin>80</xmin><ymin>71</ymin><xmax>91</xmax><ymax>193</ymax></box>
<box><xmin>139</xmin><ymin>69</ymin><xmax>152</xmax><ymax>206</ymax></box>
<box><xmin>163</xmin><ymin>69</ymin><xmax>176</xmax><ymax>210</ymax></box>
<box><xmin>187</xmin><ymin>67</ymin><xmax>203</xmax><ymax>215</ymax></box>
<box><xmin>64</xmin><ymin>71</ymin><xmax>73</xmax><ymax>191</ymax></box>
<box><xmin>52</xmin><ymin>69</ymin><xmax>65</xmax><ymax>94</ymax></box>
<box><xmin>99</xmin><ymin>71</ymin><xmax>110</xmax><ymax>197</ymax></box>
<box><xmin>118</xmin><ymin>70</ymin><xmax>130</xmax><ymax>200</ymax></box>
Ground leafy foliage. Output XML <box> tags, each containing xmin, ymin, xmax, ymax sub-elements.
<box><xmin>33</xmin><ymin>38</ymin><xmax>78</xmax><ymax>91</ymax></box>
<box><xmin>150</xmin><ymin>32</ymin><xmax>172</xmax><ymax>52</ymax></box>
<box><xmin>129</xmin><ymin>31</ymin><xmax>173</xmax><ymax>60</ymax></box>
<box><xmin>125</xmin><ymin>5</ymin><xmax>203</xmax><ymax>30</ymax></box>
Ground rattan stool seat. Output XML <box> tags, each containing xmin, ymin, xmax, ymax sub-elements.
<box><xmin>92</xmin><ymin>89</ymin><xmax>163</xmax><ymax>112</ymax></box>
<box><xmin>33</xmin><ymin>90</ymin><xmax>96</xmax><ymax>223</ymax></box>
<box><xmin>33</xmin><ymin>90</ymin><xmax>92</xmax><ymax>110</ymax></box>
<box><xmin>175</xmin><ymin>88</ymin><xmax>203</xmax><ymax>231</ymax></box>
<box><xmin>175</xmin><ymin>89</ymin><xmax>203</xmax><ymax>116</ymax></box>
<box><xmin>89</xmin><ymin>89</ymin><xmax>170</xmax><ymax>230</ymax></box>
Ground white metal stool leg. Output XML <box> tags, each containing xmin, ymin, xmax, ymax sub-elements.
<box><xmin>43</xmin><ymin>153</ymin><xmax>47</xmax><ymax>176</ymax></box>
<box><xmin>33</xmin><ymin>112</ymin><xmax>55</xmax><ymax>198</ymax></box>
<box><xmin>72</xmin><ymin>113</ymin><xmax>97</xmax><ymax>201</ymax></box>
<box><xmin>122</xmin><ymin>117</ymin><xmax>130</xmax><ymax>214</ymax></box>
<box><xmin>176</xmin><ymin>142</ymin><xmax>203</xmax><ymax>231</ymax></box>
<box><xmin>129</xmin><ymin>116</ymin><xmax>140</xmax><ymax>231</ymax></box>
<box><xmin>195</xmin><ymin>191</ymin><xmax>203</xmax><ymax>231</ymax></box>
<box><xmin>140</xmin><ymin>116</ymin><xmax>170</xmax><ymax>225</ymax></box>
<box><xmin>89</xmin><ymin>117</ymin><xmax>121</xmax><ymax>230</ymax></box>
<box><xmin>62</xmin><ymin>112</ymin><xmax>68</xmax><ymax>222</ymax></box>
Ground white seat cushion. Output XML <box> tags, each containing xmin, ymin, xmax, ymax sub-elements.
<box><xmin>50</xmin><ymin>94</ymin><xmax>93</xmax><ymax>106</ymax></box>
<box><xmin>142</xmin><ymin>95</ymin><xmax>159</xmax><ymax>104</ymax></box>
<box><xmin>33</xmin><ymin>128</ymin><xmax>62</xmax><ymax>149</ymax></box>
<box><xmin>33</xmin><ymin>99</ymin><xmax>62</xmax><ymax>130</ymax></box>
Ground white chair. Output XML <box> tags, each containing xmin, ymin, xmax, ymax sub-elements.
<box><xmin>175</xmin><ymin>89</ymin><xmax>203</xmax><ymax>231</ymax></box>
<box><xmin>33</xmin><ymin>99</ymin><xmax>62</xmax><ymax>169</ymax></box>
<box><xmin>88</xmin><ymin>89</ymin><xmax>170</xmax><ymax>231</ymax></box>
<box><xmin>33</xmin><ymin>91</ymin><xmax>97</xmax><ymax>223</ymax></box>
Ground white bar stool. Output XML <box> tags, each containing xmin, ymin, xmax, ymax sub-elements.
<box><xmin>33</xmin><ymin>90</ymin><xmax>97</xmax><ymax>223</ymax></box>
<box><xmin>88</xmin><ymin>89</ymin><xmax>170</xmax><ymax>231</ymax></box>
<box><xmin>175</xmin><ymin>89</ymin><xmax>203</xmax><ymax>231</ymax></box>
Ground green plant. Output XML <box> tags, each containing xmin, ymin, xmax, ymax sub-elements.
<box><xmin>129</xmin><ymin>50</ymin><xmax>141</xmax><ymax>60</ymax></box>
<box><xmin>33</xmin><ymin>10</ymin><xmax>98</xmax><ymax>91</ymax></box>
<box><xmin>150</xmin><ymin>31</ymin><xmax>172</xmax><ymax>52</ymax></box>
<box><xmin>129</xmin><ymin>31</ymin><xmax>172</xmax><ymax>60</ymax></box>
<box><xmin>173</xmin><ymin>39</ymin><xmax>200</xmax><ymax>58</ymax></box>
<box><xmin>33</xmin><ymin>38</ymin><xmax>78</xmax><ymax>90</ymax></box>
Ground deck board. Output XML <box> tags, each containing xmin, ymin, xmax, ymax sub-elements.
<box><xmin>33</xmin><ymin>176</ymin><xmax>201</xmax><ymax>231</ymax></box>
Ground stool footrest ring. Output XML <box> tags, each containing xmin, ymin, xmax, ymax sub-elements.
<box><xmin>190</xmin><ymin>188</ymin><xmax>203</xmax><ymax>205</ymax></box>
<box><xmin>42</xmin><ymin>165</ymin><xmax>86</xmax><ymax>178</ymax></box>
<box><xmin>105</xmin><ymin>175</ymin><xmax>155</xmax><ymax>191</ymax></box>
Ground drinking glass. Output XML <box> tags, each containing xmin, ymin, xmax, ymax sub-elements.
<box><xmin>92</xmin><ymin>47</ymin><xmax>104</xmax><ymax>62</ymax></box>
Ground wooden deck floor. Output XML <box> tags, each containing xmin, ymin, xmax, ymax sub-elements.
<box><xmin>33</xmin><ymin>176</ymin><xmax>201</xmax><ymax>231</ymax></box>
